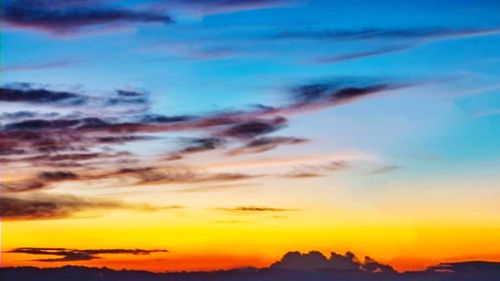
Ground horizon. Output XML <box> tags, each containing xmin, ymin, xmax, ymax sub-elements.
<box><xmin>1</xmin><ymin>0</ymin><xmax>500</xmax><ymax>275</ymax></box>
<box><xmin>3</xmin><ymin>249</ymin><xmax>500</xmax><ymax>273</ymax></box>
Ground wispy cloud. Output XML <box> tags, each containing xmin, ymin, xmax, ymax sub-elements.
<box><xmin>229</xmin><ymin>137</ymin><xmax>308</xmax><ymax>155</ymax></box>
<box><xmin>0</xmin><ymin>78</ymin><xmax>411</xmax><ymax>196</ymax></box>
<box><xmin>271</xmin><ymin>27</ymin><xmax>500</xmax><ymax>42</ymax></box>
<box><xmin>369</xmin><ymin>165</ymin><xmax>400</xmax><ymax>175</ymax></box>
<box><xmin>217</xmin><ymin>206</ymin><xmax>299</xmax><ymax>213</ymax></box>
<box><xmin>271</xmin><ymin>27</ymin><xmax>500</xmax><ymax>64</ymax></box>
<box><xmin>0</xmin><ymin>59</ymin><xmax>84</xmax><ymax>73</ymax></box>
<box><xmin>1</xmin><ymin>0</ymin><xmax>173</xmax><ymax>35</ymax></box>
<box><xmin>10</xmin><ymin>247</ymin><xmax>168</xmax><ymax>262</ymax></box>
<box><xmin>0</xmin><ymin>193</ymin><xmax>167</xmax><ymax>220</ymax></box>
<box><xmin>156</xmin><ymin>0</ymin><xmax>295</xmax><ymax>16</ymax></box>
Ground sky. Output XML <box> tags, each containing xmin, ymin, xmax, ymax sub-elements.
<box><xmin>1</xmin><ymin>0</ymin><xmax>500</xmax><ymax>272</ymax></box>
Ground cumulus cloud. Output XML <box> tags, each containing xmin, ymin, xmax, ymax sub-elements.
<box><xmin>271</xmin><ymin>250</ymin><xmax>395</xmax><ymax>273</ymax></box>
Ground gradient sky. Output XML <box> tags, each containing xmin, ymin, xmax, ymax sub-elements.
<box><xmin>1</xmin><ymin>0</ymin><xmax>500</xmax><ymax>272</ymax></box>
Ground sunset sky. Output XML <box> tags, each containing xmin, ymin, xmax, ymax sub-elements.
<box><xmin>1</xmin><ymin>0</ymin><xmax>500</xmax><ymax>272</ymax></box>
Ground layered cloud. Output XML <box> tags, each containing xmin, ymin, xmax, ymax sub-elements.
<box><xmin>218</xmin><ymin>206</ymin><xmax>298</xmax><ymax>213</ymax></box>
<box><xmin>1</xmin><ymin>78</ymin><xmax>404</xmax><ymax>171</ymax></box>
<box><xmin>1</xmin><ymin>0</ymin><xmax>295</xmax><ymax>35</ymax></box>
<box><xmin>0</xmin><ymin>193</ymin><xmax>166</xmax><ymax>220</ymax></box>
<box><xmin>0</xmin><ymin>77</ymin><xmax>409</xmax><ymax>221</ymax></box>
<box><xmin>9</xmin><ymin>247</ymin><xmax>168</xmax><ymax>262</ymax></box>
<box><xmin>271</xmin><ymin>27</ymin><xmax>500</xmax><ymax>64</ymax></box>
<box><xmin>1</xmin><ymin>0</ymin><xmax>172</xmax><ymax>35</ymax></box>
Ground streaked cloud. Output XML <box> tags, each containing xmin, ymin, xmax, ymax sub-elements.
<box><xmin>10</xmin><ymin>247</ymin><xmax>168</xmax><ymax>262</ymax></box>
<box><xmin>1</xmin><ymin>0</ymin><xmax>172</xmax><ymax>35</ymax></box>
<box><xmin>0</xmin><ymin>193</ymin><xmax>167</xmax><ymax>220</ymax></box>
<box><xmin>217</xmin><ymin>206</ymin><xmax>298</xmax><ymax>213</ymax></box>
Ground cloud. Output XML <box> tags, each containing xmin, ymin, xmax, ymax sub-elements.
<box><xmin>160</xmin><ymin>0</ymin><xmax>294</xmax><ymax>16</ymax></box>
<box><xmin>229</xmin><ymin>136</ymin><xmax>308</xmax><ymax>155</ymax></box>
<box><xmin>0</xmin><ymin>181</ymin><xmax>47</xmax><ymax>193</ymax></box>
<box><xmin>369</xmin><ymin>165</ymin><xmax>400</xmax><ymax>175</ymax></box>
<box><xmin>167</xmin><ymin>137</ymin><xmax>226</xmax><ymax>160</ymax></box>
<box><xmin>10</xmin><ymin>247</ymin><xmax>168</xmax><ymax>262</ymax></box>
<box><xmin>271</xmin><ymin>250</ymin><xmax>395</xmax><ymax>272</ymax></box>
<box><xmin>271</xmin><ymin>27</ymin><xmax>500</xmax><ymax>64</ymax></box>
<box><xmin>3</xmin><ymin>257</ymin><xmax>500</xmax><ymax>280</ymax></box>
<box><xmin>176</xmin><ymin>183</ymin><xmax>255</xmax><ymax>193</ymax></box>
<box><xmin>0</xmin><ymin>193</ymin><xmax>162</xmax><ymax>220</ymax></box>
<box><xmin>0</xmin><ymin>85</ymin><xmax>88</xmax><ymax>105</ymax></box>
<box><xmin>284</xmin><ymin>160</ymin><xmax>350</xmax><ymax>178</ymax></box>
<box><xmin>313</xmin><ymin>45</ymin><xmax>410</xmax><ymax>64</ymax></box>
<box><xmin>219</xmin><ymin>117</ymin><xmax>287</xmax><ymax>139</ymax></box>
<box><xmin>271</xmin><ymin>27</ymin><xmax>500</xmax><ymax>42</ymax></box>
<box><xmin>136</xmin><ymin>170</ymin><xmax>259</xmax><ymax>186</ymax></box>
<box><xmin>0</xmin><ymin>59</ymin><xmax>83</xmax><ymax>73</ymax></box>
<box><xmin>1</xmin><ymin>0</ymin><xmax>173</xmax><ymax>35</ymax></box>
<box><xmin>38</xmin><ymin>171</ymin><xmax>79</xmax><ymax>181</ymax></box>
<box><xmin>283</xmin><ymin>172</ymin><xmax>322</xmax><ymax>178</ymax></box>
<box><xmin>0</xmin><ymin>83</ymin><xmax>150</xmax><ymax>110</ymax></box>
<box><xmin>218</xmin><ymin>206</ymin><xmax>298</xmax><ymax>213</ymax></box>
<box><xmin>0</xmin><ymin>79</ymin><xmax>411</xmax><ymax>191</ymax></box>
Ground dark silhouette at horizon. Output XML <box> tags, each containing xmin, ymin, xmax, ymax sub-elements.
<box><xmin>2</xmin><ymin>250</ymin><xmax>500</xmax><ymax>281</ymax></box>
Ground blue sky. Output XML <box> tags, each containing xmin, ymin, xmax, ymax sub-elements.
<box><xmin>1</xmin><ymin>0</ymin><xmax>500</xmax><ymax>271</ymax></box>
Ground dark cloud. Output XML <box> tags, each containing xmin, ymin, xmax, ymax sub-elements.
<box><xmin>0</xmin><ymin>194</ymin><xmax>122</xmax><ymax>220</ymax></box>
<box><xmin>1</xmin><ymin>0</ymin><xmax>173</xmax><ymax>35</ymax></box>
<box><xmin>0</xmin><ymin>193</ymin><xmax>165</xmax><ymax>220</ymax></box>
<box><xmin>290</xmin><ymin>83</ymin><xmax>393</xmax><ymax>108</ymax></box>
<box><xmin>141</xmin><ymin>114</ymin><xmax>198</xmax><ymax>124</ymax></box>
<box><xmin>271</xmin><ymin>251</ymin><xmax>395</xmax><ymax>273</ymax></box>
<box><xmin>0</xmin><ymin>111</ymin><xmax>59</xmax><ymax>121</ymax></box>
<box><xmin>38</xmin><ymin>171</ymin><xmax>79</xmax><ymax>181</ymax></box>
<box><xmin>229</xmin><ymin>136</ymin><xmax>308</xmax><ymax>155</ymax></box>
<box><xmin>271</xmin><ymin>27</ymin><xmax>500</xmax><ymax>42</ymax></box>
<box><xmin>0</xmin><ymin>79</ymin><xmax>411</xmax><ymax>190</ymax></box>
<box><xmin>0</xmin><ymin>85</ymin><xmax>87</xmax><ymax>105</ymax></box>
<box><xmin>10</xmin><ymin>247</ymin><xmax>168</xmax><ymax>262</ymax></box>
<box><xmin>313</xmin><ymin>46</ymin><xmax>410</xmax><ymax>64</ymax></box>
<box><xmin>429</xmin><ymin>261</ymin><xmax>500</xmax><ymax>273</ymax></box>
<box><xmin>136</xmin><ymin>170</ymin><xmax>258</xmax><ymax>185</ymax></box>
<box><xmin>0</xmin><ymin>83</ymin><xmax>149</xmax><ymax>109</ymax></box>
<box><xmin>3</xmin><ymin>259</ymin><xmax>500</xmax><ymax>280</ymax></box>
<box><xmin>167</xmin><ymin>137</ymin><xmax>226</xmax><ymax>160</ymax></box>
<box><xmin>220</xmin><ymin>117</ymin><xmax>287</xmax><ymax>139</ymax></box>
